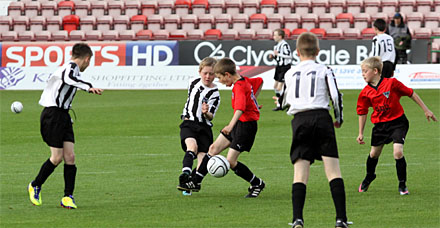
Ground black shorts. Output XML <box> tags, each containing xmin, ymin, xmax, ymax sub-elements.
<box><xmin>381</xmin><ymin>61</ymin><xmax>395</xmax><ymax>78</ymax></box>
<box><xmin>290</xmin><ymin>109</ymin><xmax>338</xmax><ymax>164</ymax></box>
<box><xmin>274</xmin><ymin>65</ymin><xmax>291</xmax><ymax>82</ymax></box>
<box><xmin>40</xmin><ymin>107</ymin><xmax>74</xmax><ymax>148</ymax></box>
<box><xmin>180</xmin><ymin>120</ymin><xmax>213</xmax><ymax>152</ymax></box>
<box><xmin>221</xmin><ymin>120</ymin><xmax>258</xmax><ymax>152</ymax></box>
<box><xmin>371</xmin><ymin>114</ymin><xmax>409</xmax><ymax>146</ymax></box>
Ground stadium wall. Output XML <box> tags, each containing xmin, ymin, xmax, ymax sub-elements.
<box><xmin>1</xmin><ymin>41</ymin><xmax>439</xmax><ymax>90</ymax></box>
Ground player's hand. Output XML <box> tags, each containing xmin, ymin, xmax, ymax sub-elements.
<box><xmin>221</xmin><ymin>125</ymin><xmax>233</xmax><ymax>135</ymax></box>
<box><xmin>357</xmin><ymin>135</ymin><xmax>365</xmax><ymax>144</ymax></box>
<box><xmin>89</xmin><ymin>88</ymin><xmax>103</xmax><ymax>95</ymax></box>
<box><xmin>268</xmin><ymin>54</ymin><xmax>274</xmax><ymax>60</ymax></box>
<box><xmin>202</xmin><ymin>102</ymin><xmax>209</xmax><ymax>114</ymax></box>
<box><xmin>334</xmin><ymin>121</ymin><xmax>342</xmax><ymax>128</ymax></box>
<box><xmin>425</xmin><ymin>110</ymin><xmax>438</xmax><ymax>122</ymax></box>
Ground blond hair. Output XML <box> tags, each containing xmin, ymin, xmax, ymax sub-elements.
<box><xmin>214</xmin><ymin>57</ymin><xmax>236</xmax><ymax>76</ymax></box>
<box><xmin>296</xmin><ymin>32</ymin><xmax>319</xmax><ymax>57</ymax></box>
<box><xmin>199</xmin><ymin>57</ymin><xmax>217</xmax><ymax>72</ymax></box>
<box><xmin>361</xmin><ymin>57</ymin><xmax>383</xmax><ymax>75</ymax></box>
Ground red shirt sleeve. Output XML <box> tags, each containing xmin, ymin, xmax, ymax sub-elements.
<box><xmin>392</xmin><ymin>78</ymin><xmax>414</xmax><ymax>97</ymax></box>
<box><xmin>356</xmin><ymin>89</ymin><xmax>371</xmax><ymax>115</ymax></box>
<box><xmin>249</xmin><ymin>77</ymin><xmax>263</xmax><ymax>93</ymax></box>
<box><xmin>233</xmin><ymin>81</ymin><xmax>247</xmax><ymax>111</ymax></box>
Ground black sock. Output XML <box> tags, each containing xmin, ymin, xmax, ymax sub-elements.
<box><xmin>64</xmin><ymin>164</ymin><xmax>77</xmax><ymax>197</ymax></box>
<box><xmin>194</xmin><ymin>154</ymin><xmax>211</xmax><ymax>184</ymax></box>
<box><xmin>395</xmin><ymin>157</ymin><xmax>407</xmax><ymax>186</ymax></box>
<box><xmin>366</xmin><ymin>155</ymin><xmax>379</xmax><ymax>180</ymax></box>
<box><xmin>292</xmin><ymin>183</ymin><xmax>306</xmax><ymax>221</ymax></box>
<box><xmin>33</xmin><ymin>159</ymin><xmax>57</xmax><ymax>187</ymax></box>
<box><xmin>232</xmin><ymin>161</ymin><xmax>257</xmax><ymax>184</ymax></box>
<box><xmin>329</xmin><ymin>178</ymin><xmax>347</xmax><ymax>223</ymax></box>
<box><xmin>182</xmin><ymin>151</ymin><xmax>196</xmax><ymax>174</ymax></box>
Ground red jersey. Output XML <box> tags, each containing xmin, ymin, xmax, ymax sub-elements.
<box><xmin>357</xmin><ymin>78</ymin><xmax>413</xmax><ymax>124</ymax></box>
<box><xmin>232</xmin><ymin>76</ymin><xmax>262</xmax><ymax>122</ymax></box>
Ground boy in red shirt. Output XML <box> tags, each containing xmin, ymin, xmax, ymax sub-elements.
<box><xmin>357</xmin><ymin>56</ymin><xmax>437</xmax><ymax>195</ymax></box>
<box><xmin>180</xmin><ymin>58</ymin><xmax>266</xmax><ymax>198</ymax></box>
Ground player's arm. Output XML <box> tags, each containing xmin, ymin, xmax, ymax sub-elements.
<box><xmin>276</xmin><ymin>44</ymin><xmax>293</xmax><ymax>59</ymax></box>
<box><xmin>326</xmin><ymin>68</ymin><xmax>343</xmax><ymax>126</ymax></box>
<box><xmin>410</xmin><ymin>92</ymin><xmax>438</xmax><ymax>122</ymax></box>
<box><xmin>222</xmin><ymin>110</ymin><xmax>243</xmax><ymax>135</ymax></box>
<box><xmin>63</xmin><ymin>66</ymin><xmax>103</xmax><ymax>94</ymax></box>
<box><xmin>357</xmin><ymin>114</ymin><xmax>367</xmax><ymax>144</ymax></box>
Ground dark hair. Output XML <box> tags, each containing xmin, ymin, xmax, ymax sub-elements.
<box><xmin>214</xmin><ymin>58</ymin><xmax>236</xmax><ymax>76</ymax></box>
<box><xmin>72</xmin><ymin>43</ymin><xmax>93</xmax><ymax>59</ymax></box>
<box><xmin>373</xmin><ymin>19</ymin><xmax>387</xmax><ymax>32</ymax></box>
<box><xmin>274</xmin><ymin>28</ymin><xmax>285</xmax><ymax>38</ymax></box>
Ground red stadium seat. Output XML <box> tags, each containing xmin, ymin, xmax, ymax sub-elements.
<box><xmin>255</xmin><ymin>29</ymin><xmax>273</xmax><ymax>40</ymax></box>
<box><xmin>277</xmin><ymin>0</ymin><xmax>293</xmax><ymax>16</ymax></box>
<box><xmin>311</xmin><ymin>0</ymin><xmax>328</xmax><ymax>15</ymax></box>
<box><xmin>169</xmin><ymin>30</ymin><xmax>187</xmax><ymax>40</ymax></box>
<box><xmin>35</xmin><ymin>31</ymin><xmax>52</xmax><ymax>41</ymax></box>
<box><xmin>222</xmin><ymin>29</ymin><xmax>239</xmax><ymax>40</ymax></box>
<box><xmin>8</xmin><ymin>2</ymin><xmax>23</xmax><ymax>17</ymax></box>
<box><xmin>361</xmin><ymin>27</ymin><xmax>375</xmax><ymax>39</ymax></box>
<box><xmin>0</xmin><ymin>16</ymin><xmax>12</xmax><ymax>32</ymax></box>
<box><xmin>260</xmin><ymin>0</ymin><xmax>277</xmax><ymax>15</ymax></box>
<box><xmin>46</xmin><ymin>16</ymin><xmax>62</xmax><ymax>32</ymax></box>
<box><xmin>29</xmin><ymin>16</ymin><xmax>46</xmax><ymax>32</ymax></box>
<box><xmin>242</xmin><ymin>0</ymin><xmax>259</xmax><ymax>16</ymax></box>
<box><xmin>146</xmin><ymin>15</ymin><xmax>163</xmax><ymax>32</ymax></box>
<box><xmin>283</xmin><ymin>28</ymin><xmax>291</xmax><ymax>38</ymax></box>
<box><xmin>164</xmin><ymin>15</ymin><xmax>181</xmax><ymax>31</ymax></box>
<box><xmin>232</xmin><ymin>14</ymin><xmax>249</xmax><ymax>30</ymax></box>
<box><xmin>69</xmin><ymin>30</ymin><xmax>85</xmax><ymax>41</ymax></box>
<box><xmin>136</xmin><ymin>29</ymin><xmax>153</xmax><ymax>40</ymax></box>
<box><xmin>343</xmin><ymin>28</ymin><xmax>361</xmax><ymax>39</ymax></box>
<box><xmin>13</xmin><ymin>16</ymin><xmax>29</xmax><ymax>33</ymax></box>
<box><xmin>90</xmin><ymin>0</ymin><xmax>107</xmax><ymax>18</ymax></box>
<box><xmin>225</xmin><ymin>0</ymin><xmax>242</xmax><ymax>15</ymax></box>
<box><xmin>108</xmin><ymin>0</ymin><xmax>124</xmax><ymax>17</ymax></box>
<box><xmin>181</xmin><ymin>15</ymin><xmax>198</xmax><ymax>32</ymax></box>
<box><xmin>18</xmin><ymin>31</ymin><xmax>34</xmax><ymax>41</ymax></box>
<box><xmin>346</xmin><ymin>0</ymin><xmax>363</xmax><ymax>15</ymax></box>
<box><xmin>187</xmin><ymin>29</ymin><xmax>204</xmax><ymax>40</ymax></box>
<box><xmin>291</xmin><ymin>28</ymin><xmax>308</xmax><ymax>39</ymax></box>
<box><xmin>398</xmin><ymin>0</ymin><xmax>415</xmax><ymax>15</ymax></box>
<box><xmin>141</xmin><ymin>0</ymin><xmax>157</xmax><ymax>16</ymax></box>
<box><xmin>131</xmin><ymin>15</ymin><xmax>147</xmax><ymax>33</ymax></box>
<box><xmin>238</xmin><ymin>29</ymin><xmax>256</xmax><ymax>39</ymax></box>
<box><xmin>63</xmin><ymin>15</ymin><xmax>79</xmax><ymax>34</ymax></box>
<box><xmin>319</xmin><ymin>13</ymin><xmax>336</xmax><ymax>30</ymax></box>
<box><xmin>295</xmin><ymin>0</ymin><xmax>311</xmax><ymax>16</ymax></box>
<box><xmin>192</xmin><ymin>0</ymin><xmax>208</xmax><ymax>16</ymax></box>
<box><xmin>336</xmin><ymin>13</ymin><xmax>353</xmax><ymax>29</ymax></box>
<box><xmin>353</xmin><ymin>13</ymin><xmax>371</xmax><ymax>30</ymax></box>
<box><xmin>284</xmin><ymin>14</ymin><xmax>301</xmax><ymax>31</ymax></box>
<box><xmin>2</xmin><ymin>31</ymin><xmax>18</xmax><ymax>42</ymax></box>
<box><xmin>175</xmin><ymin>0</ymin><xmax>191</xmax><ymax>16</ymax></box>
<box><xmin>381</xmin><ymin>0</ymin><xmax>398</xmax><ymax>15</ymax></box>
<box><xmin>424</xmin><ymin>12</ymin><xmax>440</xmax><ymax>29</ymax></box>
<box><xmin>301</xmin><ymin>14</ymin><xmax>318</xmax><ymax>31</ymax></box>
<box><xmin>113</xmin><ymin>15</ymin><xmax>130</xmax><ymax>31</ymax></box>
<box><xmin>215</xmin><ymin>14</ymin><xmax>232</xmax><ymax>32</ymax></box>
<box><xmin>198</xmin><ymin>14</ymin><xmax>214</xmax><ymax>31</ymax></box>
<box><xmin>126</xmin><ymin>0</ymin><xmax>141</xmax><ymax>18</ymax></box>
<box><xmin>74</xmin><ymin>1</ymin><xmax>90</xmax><ymax>18</ymax></box>
<box><xmin>58</xmin><ymin>1</ymin><xmax>75</xmax><ymax>18</ymax></box>
<box><xmin>24</xmin><ymin>1</ymin><xmax>40</xmax><ymax>18</ymax></box>
<box><xmin>208</xmin><ymin>0</ymin><xmax>225</xmax><ymax>17</ymax></box>
<box><xmin>52</xmin><ymin>30</ymin><xmax>69</xmax><ymax>41</ymax></box>
<box><xmin>249</xmin><ymin>14</ymin><xmax>267</xmax><ymax>31</ymax></box>
<box><xmin>79</xmin><ymin>16</ymin><xmax>96</xmax><ymax>32</ymax></box>
<box><xmin>413</xmin><ymin>28</ymin><xmax>432</xmax><ymax>39</ymax></box>
<box><xmin>119</xmin><ymin>30</ymin><xmax>136</xmax><ymax>40</ymax></box>
<box><xmin>102</xmin><ymin>30</ymin><xmax>119</xmax><ymax>41</ymax></box>
<box><xmin>97</xmin><ymin>16</ymin><xmax>113</xmax><ymax>32</ymax></box>
<box><xmin>267</xmin><ymin>14</ymin><xmax>283</xmax><ymax>30</ymax></box>
<box><xmin>310</xmin><ymin>28</ymin><xmax>326</xmax><ymax>39</ymax></box>
<box><xmin>325</xmin><ymin>28</ymin><xmax>343</xmax><ymax>39</ymax></box>
<box><xmin>328</xmin><ymin>0</ymin><xmax>345</xmax><ymax>15</ymax></box>
<box><xmin>41</xmin><ymin>1</ymin><xmax>57</xmax><ymax>17</ymax></box>
<box><xmin>157</xmin><ymin>0</ymin><xmax>174</xmax><ymax>17</ymax></box>
<box><xmin>364</xmin><ymin>0</ymin><xmax>380</xmax><ymax>14</ymax></box>
<box><xmin>205</xmin><ymin>29</ymin><xmax>222</xmax><ymax>39</ymax></box>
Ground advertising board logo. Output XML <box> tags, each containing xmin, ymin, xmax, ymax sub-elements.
<box><xmin>409</xmin><ymin>72</ymin><xmax>440</xmax><ymax>81</ymax></box>
<box><xmin>0</xmin><ymin>67</ymin><xmax>25</xmax><ymax>89</ymax></box>
<box><xmin>125</xmin><ymin>41</ymin><xmax>179</xmax><ymax>66</ymax></box>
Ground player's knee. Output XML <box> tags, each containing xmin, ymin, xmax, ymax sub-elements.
<box><xmin>208</xmin><ymin>144</ymin><xmax>219</xmax><ymax>155</ymax></box>
<box><xmin>50</xmin><ymin>156</ymin><xmax>63</xmax><ymax>165</ymax></box>
<box><xmin>393</xmin><ymin>151</ymin><xmax>404</xmax><ymax>159</ymax></box>
<box><xmin>64</xmin><ymin>153</ymin><xmax>75</xmax><ymax>164</ymax></box>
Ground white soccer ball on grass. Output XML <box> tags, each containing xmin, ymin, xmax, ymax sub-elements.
<box><xmin>11</xmin><ymin>101</ymin><xmax>23</xmax><ymax>113</ymax></box>
<box><xmin>207</xmin><ymin>155</ymin><xmax>230</xmax><ymax>178</ymax></box>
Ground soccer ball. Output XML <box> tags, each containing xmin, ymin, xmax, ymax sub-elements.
<box><xmin>11</xmin><ymin>101</ymin><xmax>23</xmax><ymax>113</ymax></box>
<box><xmin>207</xmin><ymin>155</ymin><xmax>230</xmax><ymax>178</ymax></box>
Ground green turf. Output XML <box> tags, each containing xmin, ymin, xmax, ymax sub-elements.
<box><xmin>1</xmin><ymin>89</ymin><xmax>439</xmax><ymax>228</ymax></box>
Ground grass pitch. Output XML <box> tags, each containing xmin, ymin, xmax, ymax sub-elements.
<box><xmin>1</xmin><ymin>89</ymin><xmax>439</xmax><ymax>228</ymax></box>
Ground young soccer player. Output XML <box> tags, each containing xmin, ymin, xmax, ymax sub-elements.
<box><xmin>180</xmin><ymin>58</ymin><xmax>266</xmax><ymax>198</ymax></box>
<box><xmin>177</xmin><ymin>57</ymin><xmax>220</xmax><ymax>195</ymax></box>
<box><xmin>277</xmin><ymin>32</ymin><xmax>349</xmax><ymax>228</ymax></box>
<box><xmin>371</xmin><ymin>18</ymin><xmax>397</xmax><ymax>78</ymax></box>
<box><xmin>269</xmin><ymin>28</ymin><xmax>292</xmax><ymax>111</ymax></box>
<box><xmin>28</xmin><ymin>43</ymin><xmax>103</xmax><ymax>209</ymax></box>
<box><xmin>357</xmin><ymin>56</ymin><xmax>437</xmax><ymax>195</ymax></box>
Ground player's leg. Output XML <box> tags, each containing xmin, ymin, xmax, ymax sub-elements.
<box><xmin>178</xmin><ymin>137</ymin><xmax>197</xmax><ymax>189</ymax></box>
<box><xmin>291</xmin><ymin>159</ymin><xmax>310</xmax><ymax>227</ymax></box>
<box><xmin>61</xmin><ymin>141</ymin><xmax>77</xmax><ymax>209</ymax></box>
<box><xmin>393</xmin><ymin>143</ymin><xmax>408</xmax><ymax>195</ymax></box>
<box><xmin>322</xmin><ymin>156</ymin><xmax>348</xmax><ymax>226</ymax></box>
<box><xmin>359</xmin><ymin>145</ymin><xmax>383</xmax><ymax>192</ymax></box>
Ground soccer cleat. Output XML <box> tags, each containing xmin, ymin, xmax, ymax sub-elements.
<box><xmin>177</xmin><ymin>180</ymin><xmax>201</xmax><ymax>192</ymax></box>
<box><xmin>288</xmin><ymin>219</ymin><xmax>304</xmax><ymax>228</ymax></box>
<box><xmin>335</xmin><ymin>219</ymin><xmax>350</xmax><ymax>228</ymax></box>
<box><xmin>60</xmin><ymin>195</ymin><xmax>77</xmax><ymax>209</ymax></box>
<box><xmin>358</xmin><ymin>174</ymin><xmax>376</xmax><ymax>192</ymax></box>
<box><xmin>177</xmin><ymin>172</ymin><xmax>191</xmax><ymax>191</ymax></box>
<box><xmin>182</xmin><ymin>190</ymin><xmax>192</xmax><ymax>196</ymax></box>
<box><xmin>28</xmin><ymin>182</ymin><xmax>42</xmax><ymax>206</ymax></box>
<box><xmin>399</xmin><ymin>186</ymin><xmax>409</xmax><ymax>195</ymax></box>
<box><xmin>245</xmin><ymin>180</ymin><xmax>265</xmax><ymax>198</ymax></box>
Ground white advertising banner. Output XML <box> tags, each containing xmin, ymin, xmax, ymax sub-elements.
<box><xmin>1</xmin><ymin>64</ymin><xmax>439</xmax><ymax>90</ymax></box>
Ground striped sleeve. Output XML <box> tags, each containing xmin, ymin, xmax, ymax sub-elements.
<box><xmin>62</xmin><ymin>63</ymin><xmax>92</xmax><ymax>91</ymax></box>
<box><xmin>326</xmin><ymin>67</ymin><xmax>343</xmax><ymax>124</ymax></box>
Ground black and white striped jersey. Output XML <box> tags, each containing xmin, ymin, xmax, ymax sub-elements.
<box><xmin>370</xmin><ymin>33</ymin><xmax>396</xmax><ymax>63</ymax></box>
<box><xmin>274</xmin><ymin>39</ymin><xmax>292</xmax><ymax>66</ymax></box>
<box><xmin>39</xmin><ymin>62</ymin><xmax>92</xmax><ymax>110</ymax></box>
<box><xmin>280</xmin><ymin>60</ymin><xmax>343</xmax><ymax>123</ymax></box>
<box><xmin>181</xmin><ymin>78</ymin><xmax>221</xmax><ymax>127</ymax></box>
